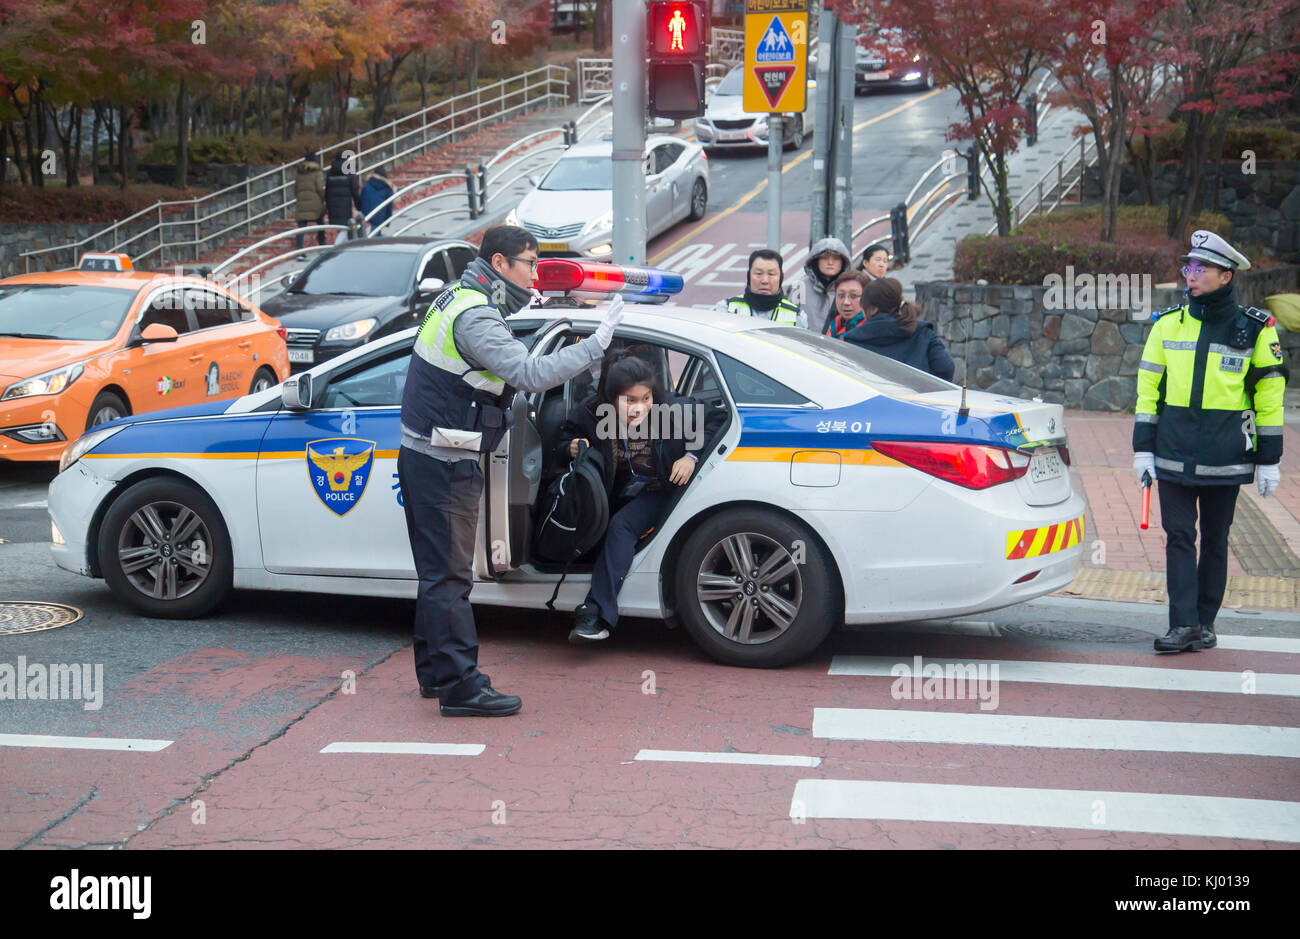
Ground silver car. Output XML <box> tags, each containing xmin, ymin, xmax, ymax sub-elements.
<box><xmin>694</xmin><ymin>65</ymin><xmax>816</xmax><ymax>151</ymax></box>
<box><xmin>506</xmin><ymin>135</ymin><xmax>709</xmax><ymax>259</ymax></box>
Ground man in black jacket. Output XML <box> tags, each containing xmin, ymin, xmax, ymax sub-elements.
<box><xmin>325</xmin><ymin>152</ymin><xmax>362</xmax><ymax>236</ymax></box>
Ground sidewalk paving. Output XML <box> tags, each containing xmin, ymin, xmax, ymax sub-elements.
<box><xmin>1055</xmin><ymin>408</ymin><xmax>1300</xmax><ymax>612</ymax></box>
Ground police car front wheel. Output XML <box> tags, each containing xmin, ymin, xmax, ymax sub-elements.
<box><xmin>673</xmin><ymin>508</ymin><xmax>838</xmax><ymax>667</ymax></box>
<box><xmin>98</xmin><ymin>477</ymin><xmax>233</xmax><ymax>619</ymax></box>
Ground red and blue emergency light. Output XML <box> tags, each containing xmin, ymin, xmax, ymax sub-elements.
<box><xmin>534</xmin><ymin>259</ymin><xmax>685</xmax><ymax>300</ymax></box>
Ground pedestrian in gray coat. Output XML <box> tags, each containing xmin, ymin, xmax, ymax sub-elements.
<box><xmin>788</xmin><ymin>236</ymin><xmax>851</xmax><ymax>334</ymax></box>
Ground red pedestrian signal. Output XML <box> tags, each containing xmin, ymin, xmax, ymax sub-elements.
<box><xmin>648</xmin><ymin>0</ymin><xmax>709</xmax><ymax>120</ymax></box>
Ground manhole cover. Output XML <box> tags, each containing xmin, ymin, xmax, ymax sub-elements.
<box><xmin>0</xmin><ymin>601</ymin><xmax>83</xmax><ymax>635</ymax></box>
<box><xmin>1000</xmin><ymin>621</ymin><xmax>1152</xmax><ymax>644</ymax></box>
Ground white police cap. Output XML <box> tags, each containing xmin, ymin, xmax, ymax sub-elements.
<box><xmin>1182</xmin><ymin>230</ymin><xmax>1251</xmax><ymax>271</ymax></box>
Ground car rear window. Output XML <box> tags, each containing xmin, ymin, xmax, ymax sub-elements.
<box><xmin>0</xmin><ymin>284</ymin><xmax>136</xmax><ymax>340</ymax></box>
<box><xmin>761</xmin><ymin>327</ymin><xmax>958</xmax><ymax>396</ymax></box>
<box><xmin>291</xmin><ymin>249</ymin><xmax>416</xmax><ymax>298</ymax></box>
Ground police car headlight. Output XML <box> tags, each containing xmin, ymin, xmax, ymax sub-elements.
<box><xmin>2</xmin><ymin>362</ymin><xmax>84</xmax><ymax>400</ymax></box>
<box><xmin>324</xmin><ymin>318</ymin><xmax>378</xmax><ymax>343</ymax></box>
<box><xmin>59</xmin><ymin>424</ymin><xmax>124</xmax><ymax>474</ymax></box>
<box><xmin>582</xmin><ymin>211</ymin><xmax>613</xmax><ymax>236</ymax></box>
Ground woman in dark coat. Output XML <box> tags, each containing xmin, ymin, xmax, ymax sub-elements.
<box><xmin>842</xmin><ymin>277</ymin><xmax>955</xmax><ymax>381</ymax></box>
<box><xmin>556</xmin><ymin>354</ymin><xmax>722</xmax><ymax>644</ymax></box>
<box><xmin>325</xmin><ymin>152</ymin><xmax>362</xmax><ymax>233</ymax></box>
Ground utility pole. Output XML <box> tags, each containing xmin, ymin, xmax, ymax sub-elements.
<box><xmin>830</xmin><ymin>19</ymin><xmax>855</xmax><ymax>250</ymax></box>
<box><xmin>767</xmin><ymin>114</ymin><xmax>783</xmax><ymax>250</ymax></box>
<box><xmin>612</xmin><ymin>0</ymin><xmax>647</xmax><ymax>265</ymax></box>
<box><xmin>808</xmin><ymin>8</ymin><xmax>836</xmax><ymax>245</ymax></box>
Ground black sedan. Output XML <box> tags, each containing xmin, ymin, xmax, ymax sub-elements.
<box><xmin>261</xmin><ymin>237</ymin><xmax>476</xmax><ymax>372</ymax></box>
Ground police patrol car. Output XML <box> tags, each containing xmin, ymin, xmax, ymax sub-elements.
<box><xmin>49</xmin><ymin>260</ymin><xmax>1086</xmax><ymax>667</ymax></box>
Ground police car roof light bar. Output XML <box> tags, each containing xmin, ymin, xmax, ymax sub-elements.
<box><xmin>534</xmin><ymin>259</ymin><xmax>685</xmax><ymax>299</ymax></box>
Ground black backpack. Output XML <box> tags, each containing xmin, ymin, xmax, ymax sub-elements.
<box><xmin>533</xmin><ymin>441</ymin><xmax>609</xmax><ymax>609</ymax></box>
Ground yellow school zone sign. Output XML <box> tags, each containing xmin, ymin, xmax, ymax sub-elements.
<box><xmin>743</xmin><ymin>0</ymin><xmax>807</xmax><ymax>114</ymax></box>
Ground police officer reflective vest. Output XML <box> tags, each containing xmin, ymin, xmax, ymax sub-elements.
<box><xmin>720</xmin><ymin>295</ymin><xmax>801</xmax><ymax>326</ymax></box>
<box><xmin>400</xmin><ymin>283</ymin><xmax>513</xmax><ymax>454</ymax></box>
<box><xmin>1134</xmin><ymin>298</ymin><xmax>1287</xmax><ymax>486</ymax></box>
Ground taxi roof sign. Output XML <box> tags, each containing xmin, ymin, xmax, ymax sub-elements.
<box><xmin>78</xmin><ymin>253</ymin><xmax>134</xmax><ymax>272</ymax></box>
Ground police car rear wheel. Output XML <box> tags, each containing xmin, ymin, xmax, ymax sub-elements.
<box><xmin>249</xmin><ymin>367</ymin><xmax>277</xmax><ymax>394</ymax></box>
<box><xmin>98</xmin><ymin>478</ymin><xmax>233</xmax><ymax>619</ymax></box>
<box><xmin>674</xmin><ymin>509</ymin><xmax>837</xmax><ymax>667</ymax></box>
<box><xmin>85</xmin><ymin>391</ymin><xmax>128</xmax><ymax>431</ymax></box>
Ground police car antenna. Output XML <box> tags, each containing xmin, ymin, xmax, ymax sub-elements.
<box><xmin>958</xmin><ymin>374</ymin><xmax>969</xmax><ymax>419</ymax></box>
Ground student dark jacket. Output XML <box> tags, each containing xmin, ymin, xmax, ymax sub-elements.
<box><xmin>842</xmin><ymin>312</ymin><xmax>955</xmax><ymax>381</ymax></box>
<box><xmin>325</xmin><ymin>159</ymin><xmax>362</xmax><ymax>223</ymax></box>
<box><xmin>556</xmin><ymin>392</ymin><xmax>725</xmax><ymax>494</ymax></box>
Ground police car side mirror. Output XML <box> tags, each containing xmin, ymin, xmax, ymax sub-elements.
<box><xmin>281</xmin><ymin>373</ymin><xmax>312</xmax><ymax>411</ymax></box>
<box><xmin>139</xmin><ymin>323</ymin><xmax>179</xmax><ymax>344</ymax></box>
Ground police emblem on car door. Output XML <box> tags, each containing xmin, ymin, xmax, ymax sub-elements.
<box><xmin>307</xmin><ymin>437</ymin><xmax>376</xmax><ymax>516</ymax></box>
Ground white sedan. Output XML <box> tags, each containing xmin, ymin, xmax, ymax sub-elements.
<box><xmin>49</xmin><ymin>261</ymin><xmax>1086</xmax><ymax>667</ymax></box>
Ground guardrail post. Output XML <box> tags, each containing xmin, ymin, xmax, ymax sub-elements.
<box><xmin>476</xmin><ymin>163</ymin><xmax>487</xmax><ymax>218</ymax></box>
<box><xmin>465</xmin><ymin>165</ymin><xmax>477</xmax><ymax>218</ymax></box>
<box><xmin>889</xmin><ymin>202</ymin><xmax>910</xmax><ymax>265</ymax></box>
<box><xmin>1025</xmin><ymin>94</ymin><xmax>1038</xmax><ymax>146</ymax></box>
<box><xmin>965</xmin><ymin>145</ymin><xmax>979</xmax><ymax>200</ymax></box>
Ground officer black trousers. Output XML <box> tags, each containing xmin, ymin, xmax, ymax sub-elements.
<box><xmin>1157</xmin><ymin>479</ymin><xmax>1240</xmax><ymax>629</ymax></box>
<box><xmin>587</xmin><ymin>489</ymin><xmax>673</xmax><ymax>630</ymax></box>
<box><xmin>398</xmin><ymin>447</ymin><xmax>485</xmax><ymax>697</ymax></box>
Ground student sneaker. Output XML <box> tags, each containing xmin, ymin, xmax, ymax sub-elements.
<box><xmin>569</xmin><ymin>602</ymin><xmax>610</xmax><ymax>643</ymax></box>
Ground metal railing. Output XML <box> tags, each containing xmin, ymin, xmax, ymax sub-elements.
<box><xmin>21</xmin><ymin>65</ymin><xmax>571</xmax><ymax>273</ymax></box>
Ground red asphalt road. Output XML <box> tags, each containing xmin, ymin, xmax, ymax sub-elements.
<box><xmin>4</xmin><ymin>622</ymin><xmax>1297</xmax><ymax>849</ymax></box>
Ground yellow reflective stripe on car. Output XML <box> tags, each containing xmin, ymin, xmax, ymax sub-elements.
<box><xmin>1006</xmin><ymin>515</ymin><xmax>1085</xmax><ymax>560</ymax></box>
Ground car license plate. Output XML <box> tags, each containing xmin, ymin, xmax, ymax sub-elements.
<box><xmin>538</xmin><ymin>241</ymin><xmax>568</xmax><ymax>252</ymax></box>
<box><xmin>288</xmin><ymin>349</ymin><xmax>314</xmax><ymax>364</ymax></box>
<box><xmin>717</xmin><ymin>130</ymin><xmax>745</xmax><ymax>141</ymax></box>
<box><xmin>863</xmin><ymin>71</ymin><xmax>890</xmax><ymax>81</ymax></box>
<box><xmin>1029</xmin><ymin>448</ymin><xmax>1064</xmax><ymax>484</ymax></box>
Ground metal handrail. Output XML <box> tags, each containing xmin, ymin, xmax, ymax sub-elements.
<box><xmin>224</xmin><ymin>244</ymin><xmax>341</xmax><ymax>302</ymax></box>
<box><xmin>904</xmin><ymin>156</ymin><xmax>951</xmax><ymax>209</ymax></box>
<box><xmin>909</xmin><ymin>189</ymin><xmax>966</xmax><ymax>248</ymax></box>
<box><xmin>387</xmin><ymin>206</ymin><xmax>471</xmax><ymax>238</ymax></box>
<box><xmin>485</xmin><ymin>143</ymin><xmax>566</xmax><ymax>190</ymax></box>
<box><xmin>484</xmin><ymin>128</ymin><xmax>564</xmax><ymax>171</ymax></box>
<box><xmin>485</xmin><ymin>167</ymin><xmax>548</xmax><ymax>208</ymax></box>
<box><xmin>209</xmin><ymin>225</ymin><xmax>348</xmax><ymax>276</ymax></box>
<box><xmin>575</xmin><ymin>95</ymin><xmax>613</xmax><ymax>130</ymax></box>
<box><xmin>21</xmin><ymin>64</ymin><xmax>570</xmax><ymax>271</ymax></box>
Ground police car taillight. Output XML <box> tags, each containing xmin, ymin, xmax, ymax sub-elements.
<box><xmin>873</xmin><ymin>441</ymin><xmax>1031</xmax><ymax>489</ymax></box>
<box><xmin>534</xmin><ymin>259</ymin><xmax>684</xmax><ymax>300</ymax></box>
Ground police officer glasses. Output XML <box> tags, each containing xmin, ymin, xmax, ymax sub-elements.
<box><xmin>1181</xmin><ymin>262</ymin><xmax>1221</xmax><ymax>277</ymax></box>
<box><xmin>508</xmin><ymin>256</ymin><xmax>540</xmax><ymax>271</ymax></box>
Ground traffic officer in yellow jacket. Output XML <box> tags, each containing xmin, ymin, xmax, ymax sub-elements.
<box><xmin>713</xmin><ymin>248</ymin><xmax>805</xmax><ymax>328</ymax></box>
<box><xmin>1133</xmin><ymin>231</ymin><xmax>1288</xmax><ymax>653</ymax></box>
<box><xmin>398</xmin><ymin>226</ymin><xmax>625</xmax><ymax>716</ymax></box>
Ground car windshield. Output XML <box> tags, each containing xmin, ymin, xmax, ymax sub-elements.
<box><xmin>291</xmin><ymin>249</ymin><xmax>415</xmax><ymax>297</ymax></box>
<box><xmin>0</xmin><ymin>284</ymin><xmax>136</xmax><ymax>341</ymax></box>
<box><xmin>715</xmin><ymin>69</ymin><xmax>743</xmax><ymax>95</ymax></box>
<box><xmin>763</xmin><ymin>327</ymin><xmax>958</xmax><ymax>397</ymax></box>
<box><xmin>539</xmin><ymin>156</ymin><xmax>613</xmax><ymax>191</ymax></box>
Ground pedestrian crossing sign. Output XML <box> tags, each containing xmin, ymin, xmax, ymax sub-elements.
<box><xmin>744</xmin><ymin>0</ymin><xmax>807</xmax><ymax>113</ymax></box>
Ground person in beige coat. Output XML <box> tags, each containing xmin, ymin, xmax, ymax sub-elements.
<box><xmin>294</xmin><ymin>150</ymin><xmax>326</xmax><ymax>256</ymax></box>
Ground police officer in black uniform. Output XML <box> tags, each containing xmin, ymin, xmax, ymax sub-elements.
<box><xmin>1133</xmin><ymin>231</ymin><xmax>1288</xmax><ymax>654</ymax></box>
<box><xmin>398</xmin><ymin>226</ymin><xmax>626</xmax><ymax>716</ymax></box>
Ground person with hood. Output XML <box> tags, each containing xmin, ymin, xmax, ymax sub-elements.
<box><xmin>558</xmin><ymin>353</ymin><xmax>725</xmax><ymax>644</ymax></box>
<box><xmin>293</xmin><ymin>150</ymin><xmax>325</xmax><ymax>256</ymax></box>
<box><xmin>842</xmin><ymin>277</ymin><xmax>955</xmax><ymax>381</ymax></box>
<box><xmin>398</xmin><ymin>225</ymin><xmax>627</xmax><ymax>717</ymax></box>
<box><xmin>788</xmin><ymin>236</ymin><xmax>851</xmax><ymax>334</ymax></box>
<box><xmin>325</xmin><ymin>151</ymin><xmax>362</xmax><ymax>238</ymax></box>
<box><xmin>360</xmin><ymin>166</ymin><xmax>395</xmax><ymax>234</ymax></box>
<box><xmin>713</xmin><ymin>248</ymin><xmax>805</xmax><ymax>328</ymax></box>
<box><xmin>858</xmin><ymin>243</ymin><xmax>890</xmax><ymax>281</ymax></box>
<box><xmin>823</xmin><ymin>271</ymin><xmax>870</xmax><ymax>340</ymax></box>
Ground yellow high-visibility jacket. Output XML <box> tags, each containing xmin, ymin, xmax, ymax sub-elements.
<box><xmin>1133</xmin><ymin>297</ymin><xmax>1287</xmax><ymax>486</ymax></box>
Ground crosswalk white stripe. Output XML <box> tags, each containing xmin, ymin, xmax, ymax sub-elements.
<box><xmin>813</xmin><ymin>708</ymin><xmax>1300</xmax><ymax>759</ymax></box>
<box><xmin>829</xmin><ymin>655</ymin><xmax>1300</xmax><ymax>696</ymax></box>
<box><xmin>635</xmin><ymin>749</ymin><xmax>821</xmax><ymax>767</ymax></box>
<box><xmin>0</xmin><ymin>733</ymin><xmax>172</xmax><ymax>751</ymax></box>
<box><xmin>319</xmin><ymin>742</ymin><xmax>484</xmax><ymax>755</ymax></box>
<box><xmin>1217</xmin><ymin>635</ymin><xmax>1300</xmax><ymax>654</ymax></box>
<box><xmin>790</xmin><ymin>779</ymin><xmax>1300</xmax><ymax>842</ymax></box>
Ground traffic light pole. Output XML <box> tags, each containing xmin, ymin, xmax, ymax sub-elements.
<box><xmin>613</xmin><ymin>0</ymin><xmax>647</xmax><ymax>265</ymax></box>
<box><xmin>808</xmin><ymin>8</ymin><xmax>836</xmax><ymax>245</ymax></box>
<box><xmin>830</xmin><ymin>19</ymin><xmax>855</xmax><ymax>250</ymax></box>
<box><xmin>767</xmin><ymin>114</ymin><xmax>783</xmax><ymax>250</ymax></box>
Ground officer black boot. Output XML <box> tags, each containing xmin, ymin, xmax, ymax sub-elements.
<box><xmin>418</xmin><ymin>683</ymin><xmax>446</xmax><ymax>700</ymax></box>
<box><xmin>1199</xmin><ymin>624</ymin><xmax>1218</xmax><ymax>649</ymax></box>
<box><xmin>1154</xmin><ymin>625</ymin><xmax>1204</xmax><ymax>653</ymax></box>
<box><xmin>439</xmin><ymin>674</ymin><xmax>522</xmax><ymax>717</ymax></box>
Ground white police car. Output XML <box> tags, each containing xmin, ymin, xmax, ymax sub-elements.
<box><xmin>49</xmin><ymin>260</ymin><xmax>1086</xmax><ymax>667</ymax></box>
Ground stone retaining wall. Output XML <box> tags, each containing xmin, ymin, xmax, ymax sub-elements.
<box><xmin>916</xmin><ymin>265</ymin><xmax>1299</xmax><ymax>411</ymax></box>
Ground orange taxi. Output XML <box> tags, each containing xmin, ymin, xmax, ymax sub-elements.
<box><xmin>0</xmin><ymin>253</ymin><xmax>289</xmax><ymax>462</ymax></box>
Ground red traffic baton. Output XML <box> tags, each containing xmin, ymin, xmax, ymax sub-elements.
<box><xmin>1139</xmin><ymin>470</ymin><xmax>1152</xmax><ymax>530</ymax></box>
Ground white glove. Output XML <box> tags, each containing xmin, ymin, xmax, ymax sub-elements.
<box><xmin>1133</xmin><ymin>452</ymin><xmax>1156</xmax><ymax>484</ymax></box>
<box><xmin>593</xmin><ymin>293</ymin><xmax>625</xmax><ymax>350</ymax></box>
<box><xmin>1258</xmin><ymin>463</ymin><xmax>1280</xmax><ymax>498</ymax></box>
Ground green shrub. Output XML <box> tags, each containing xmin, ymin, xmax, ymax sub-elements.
<box><xmin>1130</xmin><ymin>121</ymin><xmax>1300</xmax><ymax>163</ymax></box>
<box><xmin>0</xmin><ymin>183</ymin><xmax>210</xmax><ymax>224</ymax></box>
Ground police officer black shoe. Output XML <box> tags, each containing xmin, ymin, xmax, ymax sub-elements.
<box><xmin>569</xmin><ymin>601</ymin><xmax>610</xmax><ymax>643</ymax></box>
<box><xmin>1154</xmin><ymin>625</ymin><xmax>1204</xmax><ymax>653</ymax></box>
<box><xmin>439</xmin><ymin>676</ymin><xmax>522</xmax><ymax>717</ymax></box>
<box><xmin>1199</xmin><ymin>625</ymin><xmax>1218</xmax><ymax>649</ymax></box>
<box><xmin>418</xmin><ymin>684</ymin><xmax>445</xmax><ymax>699</ymax></box>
